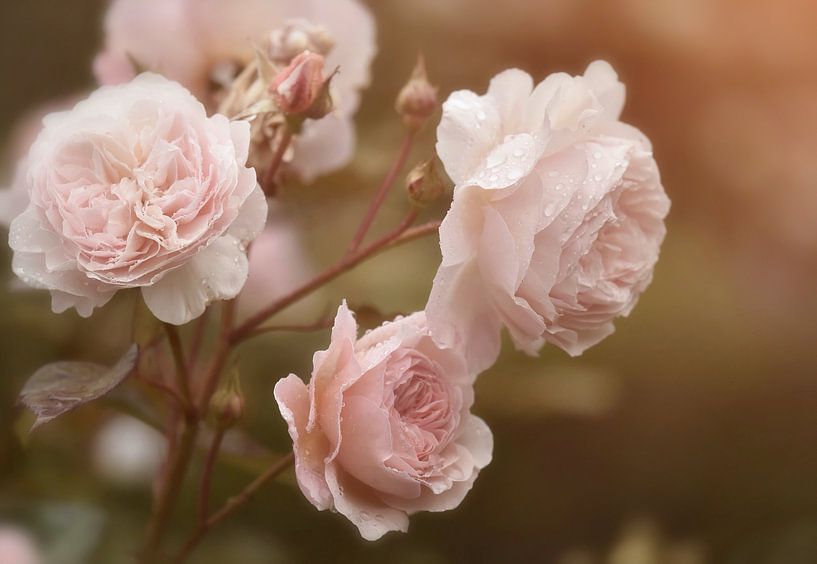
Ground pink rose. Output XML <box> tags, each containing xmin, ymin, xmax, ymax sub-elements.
<box><xmin>8</xmin><ymin>73</ymin><xmax>266</xmax><ymax>324</ymax></box>
<box><xmin>94</xmin><ymin>0</ymin><xmax>376</xmax><ymax>181</ymax></box>
<box><xmin>428</xmin><ymin>61</ymin><xmax>670</xmax><ymax>372</ymax></box>
<box><xmin>274</xmin><ymin>303</ymin><xmax>493</xmax><ymax>540</ymax></box>
<box><xmin>0</xmin><ymin>527</ymin><xmax>41</xmax><ymax>564</ymax></box>
<box><xmin>270</xmin><ymin>51</ymin><xmax>327</xmax><ymax>115</ymax></box>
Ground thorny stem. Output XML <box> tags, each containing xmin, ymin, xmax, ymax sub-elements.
<box><xmin>173</xmin><ymin>453</ymin><xmax>295</xmax><ymax>563</ymax></box>
<box><xmin>261</xmin><ymin>128</ymin><xmax>294</xmax><ymax>197</ymax></box>
<box><xmin>230</xmin><ymin>211</ymin><xmax>442</xmax><ymax>344</ymax></box>
<box><xmin>346</xmin><ymin>131</ymin><xmax>415</xmax><ymax>257</ymax></box>
<box><xmin>197</xmin><ymin>426</ymin><xmax>227</xmax><ymax>525</ymax></box>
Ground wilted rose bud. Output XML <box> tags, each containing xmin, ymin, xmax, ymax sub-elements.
<box><xmin>270</xmin><ymin>51</ymin><xmax>327</xmax><ymax>115</ymax></box>
<box><xmin>406</xmin><ymin>158</ymin><xmax>447</xmax><ymax>206</ymax></box>
<box><xmin>396</xmin><ymin>56</ymin><xmax>438</xmax><ymax>131</ymax></box>
<box><xmin>268</xmin><ymin>19</ymin><xmax>335</xmax><ymax>64</ymax></box>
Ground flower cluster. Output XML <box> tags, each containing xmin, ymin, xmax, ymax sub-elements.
<box><xmin>0</xmin><ymin>0</ymin><xmax>669</xmax><ymax>555</ymax></box>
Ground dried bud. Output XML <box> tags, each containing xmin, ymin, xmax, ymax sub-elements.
<box><xmin>395</xmin><ymin>56</ymin><xmax>438</xmax><ymax>131</ymax></box>
<box><xmin>406</xmin><ymin>158</ymin><xmax>447</xmax><ymax>206</ymax></box>
<box><xmin>211</xmin><ymin>368</ymin><xmax>244</xmax><ymax>428</ymax></box>
<box><xmin>268</xmin><ymin>19</ymin><xmax>335</xmax><ymax>63</ymax></box>
<box><xmin>270</xmin><ymin>51</ymin><xmax>327</xmax><ymax>115</ymax></box>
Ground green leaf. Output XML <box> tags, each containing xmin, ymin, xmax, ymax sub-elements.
<box><xmin>18</xmin><ymin>345</ymin><xmax>139</xmax><ymax>430</ymax></box>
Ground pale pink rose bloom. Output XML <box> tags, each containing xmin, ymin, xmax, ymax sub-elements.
<box><xmin>0</xmin><ymin>527</ymin><xmax>41</xmax><ymax>564</ymax></box>
<box><xmin>429</xmin><ymin>61</ymin><xmax>670</xmax><ymax>372</ymax></box>
<box><xmin>274</xmin><ymin>303</ymin><xmax>493</xmax><ymax>540</ymax></box>
<box><xmin>8</xmin><ymin>73</ymin><xmax>266</xmax><ymax>324</ymax></box>
<box><xmin>95</xmin><ymin>0</ymin><xmax>376</xmax><ymax>182</ymax></box>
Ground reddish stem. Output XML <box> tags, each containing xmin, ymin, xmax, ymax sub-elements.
<box><xmin>197</xmin><ymin>426</ymin><xmax>227</xmax><ymax>525</ymax></box>
<box><xmin>174</xmin><ymin>453</ymin><xmax>295</xmax><ymax>563</ymax></box>
<box><xmin>230</xmin><ymin>211</ymin><xmax>438</xmax><ymax>344</ymax></box>
<box><xmin>346</xmin><ymin>131</ymin><xmax>415</xmax><ymax>256</ymax></box>
<box><xmin>261</xmin><ymin>128</ymin><xmax>293</xmax><ymax>197</ymax></box>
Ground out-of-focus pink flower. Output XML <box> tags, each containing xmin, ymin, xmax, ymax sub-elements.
<box><xmin>428</xmin><ymin>61</ymin><xmax>670</xmax><ymax>372</ymax></box>
<box><xmin>238</xmin><ymin>202</ymin><xmax>313</xmax><ymax>321</ymax></box>
<box><xmin>8</xmin><ymin>73</ymin><xmax>266</xmax><ymax>324</ymax></box>
<box><xmin>95</xmin><ymin>0</ymin><xmax>376</xmax><ymax>182</ymax></box>
<box><xmin>0</xmin><ymin>98</ymin><xmax>80</xmax><ymax>229</ymax></box>
<box><xmin>0</xmin><ymin>527</ymin><xmax>41</xmax><ymax>564</ymax></box>
<box><xmin>274</xmin><ymin>303</ymin><xmax>492</xmax><ymax>540</ymax></box>
<box><xmin>270</xmin><ymin>51</ymin><xmax>327</xmax><ymax>115</ymax></box>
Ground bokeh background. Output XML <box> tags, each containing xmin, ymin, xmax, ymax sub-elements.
<box><xmin>3</xmin><ymin>1</ymin><xmax>817</xmax><ymax>562</ymax></box>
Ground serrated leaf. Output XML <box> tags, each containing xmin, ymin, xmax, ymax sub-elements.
<box><xmin>18</xmin><ymin>345</ymin><xmax>139</xmax><ymax>430</ymax></box>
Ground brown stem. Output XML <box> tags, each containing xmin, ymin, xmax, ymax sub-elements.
<box><xmin>346</xmin><ymin>131</ymin><xmax>415</xmax><ymax>257</ymax></box>
<box><xmin>138</xmin><ymin>376</ymin><xmax>189</xmax><ymax>413</ymax></box>
<box><xmin>164</xmin><ymin>323</ymin><xmax>191</xmax><ymax>402</ymax></box>
<box><xmin>173</xmin><ymin>453</ymin><xmax>295</xmax><ymax>563</ymax></box>
<box><xmin>238</xmin><ymin>316</ymin><xmax>333</xmax><ymax>341</ymax></box>
<box><xmin>231</xmin><ymin>211</ymin><xmax>439</xmax><ymax>344</ymax></box>
<box><xmin>197</xmin><ymin>426</ymin><xmax>227</xmax><ymax>525</ymax></box>
<box><xmin>261</xmin><ymin>128</ymin><xmax>293</xmax><ymax>197</ymax></box>
<box><xmin>141</xmin><ymin>415</ymin><xmax>198</xmax><ymax>562</ymax></box>
<box><xmin>187</xmin><ymin>308</ymin><xmax>210</xmax><ymax>373</ymax></box>
<box><xmin>197</xmin><ymin>300</ymin><xmax>236</xmax><ymax>417</ymax></box>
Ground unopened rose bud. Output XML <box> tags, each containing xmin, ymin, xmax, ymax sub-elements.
<box><xmin>396</xmin><ymin>56</ymin><xmax>438</xmax><ymax>131</ymax></box>
<box><xmin>211</xmin><ymin>369</ymin><xmax>244</xmax><ymax>427</ymax></box>
<box><xmin>270</xmin><ymin>51</ymin><xmax>327</xmax><ymax>115</ymax></box>
<box><xmin>406</xmin><ymin>158</ymin><xmax>447</xmax><ymax>206</ymax></box>
<box><xmin>269</xmin><ymin>19</ymin><xmax>335</xmax><ymax>63</ymax></box>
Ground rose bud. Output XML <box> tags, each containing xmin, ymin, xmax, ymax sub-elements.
<box><xmin>270</xmin><ymin>50</ymin><xmax>327</xmax><ymax>115</ymax></box>
<box><xmin>211</xmin><ymin>369</ymin><xmax>245</xmax><ymax>428</ymax></box>
<box><xmin>406</xmin><ymin>158</ymin><xmax>447</xmax><ymax>207</ymax></box>
<box><xmin>395</xmin><ymin>56</ymin><xmax>438</xmax><ymax>131</ymax></box>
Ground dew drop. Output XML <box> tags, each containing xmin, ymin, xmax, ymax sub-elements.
<box><xmin>512</xmin><ymin>148</ymin><xmax>525</xmax><ymax>158</ymax></box>
<box><xmin>594</xmin><ymin>174</ymin><xmax>603</xmax><ymax>182</ymax></box>
<box><xmin>360</xmin><ymin>511</ymin><xmax>370</xmax><ymax>521</ymax></box>
<box><xmin>555</xmin><ymin>183</ymin><xmax>564</xmax><ymax>192</ymax></box>
<box><xmin>593</xmin><ymin>151</ymin><xmax>602</xmax><ymax>159</ymax></box>
<box><xmin>476</xmin><ymin>110</ymin><xmax>486</xmax><ymax>121</ymax></box>
<box><xmin>507</xmin><ymin>167</ymin><xmax>522</xmax><ymax>181</ymax></box>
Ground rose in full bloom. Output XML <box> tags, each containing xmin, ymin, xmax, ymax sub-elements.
<box><xmin>94</xmin><ymin>0</ymin><xmax>376</xmax><ymax>181</ymax></box>
<box><xmin>428</xmin><ymin>61</ymin><xmax>670</xmax><ymax>372</ymax></box>
<box><xmin>274</xmin><ymin>302</ymin><xmax>493</xmax><ymax>540</ymax></box>
<box><xmin>8</xmin><ymin>73</ymin><xmax>266</xmax><ymax>324</ymax></box>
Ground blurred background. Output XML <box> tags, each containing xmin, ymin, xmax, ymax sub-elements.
<box><xmin>3</xmin><ymin>0</ymin><xmax>817</xmax><ymax>562</ymax></box>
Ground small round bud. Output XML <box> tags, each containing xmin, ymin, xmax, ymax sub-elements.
<box><xmin>270</xmin><ymin>51</ymin><xmax>327</xmax><ymax>115</ymax></box>
<box><xmin>406</xmin><ymin>158</ymin><xmax>447</xmax><ymax>207</ymax></box>
<box><xmin>268</xmin><ymin>19</ymin><xmax>335</xmax><ymax>64</ymax></box>
<box><xmin>396</xmin><ymin>56</ymin><xmax>438</xmax><ymax>131</ymax></box>
<box><xmin>211</xmin><ymin>370</ymin><xmax>244</xmax><ymax>428</ymax></box>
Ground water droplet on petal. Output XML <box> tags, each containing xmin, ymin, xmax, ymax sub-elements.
<box><xmin>507</xmin><ymin>167</ymin><xmax>522</xmax><ymax>181</ymax></box>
